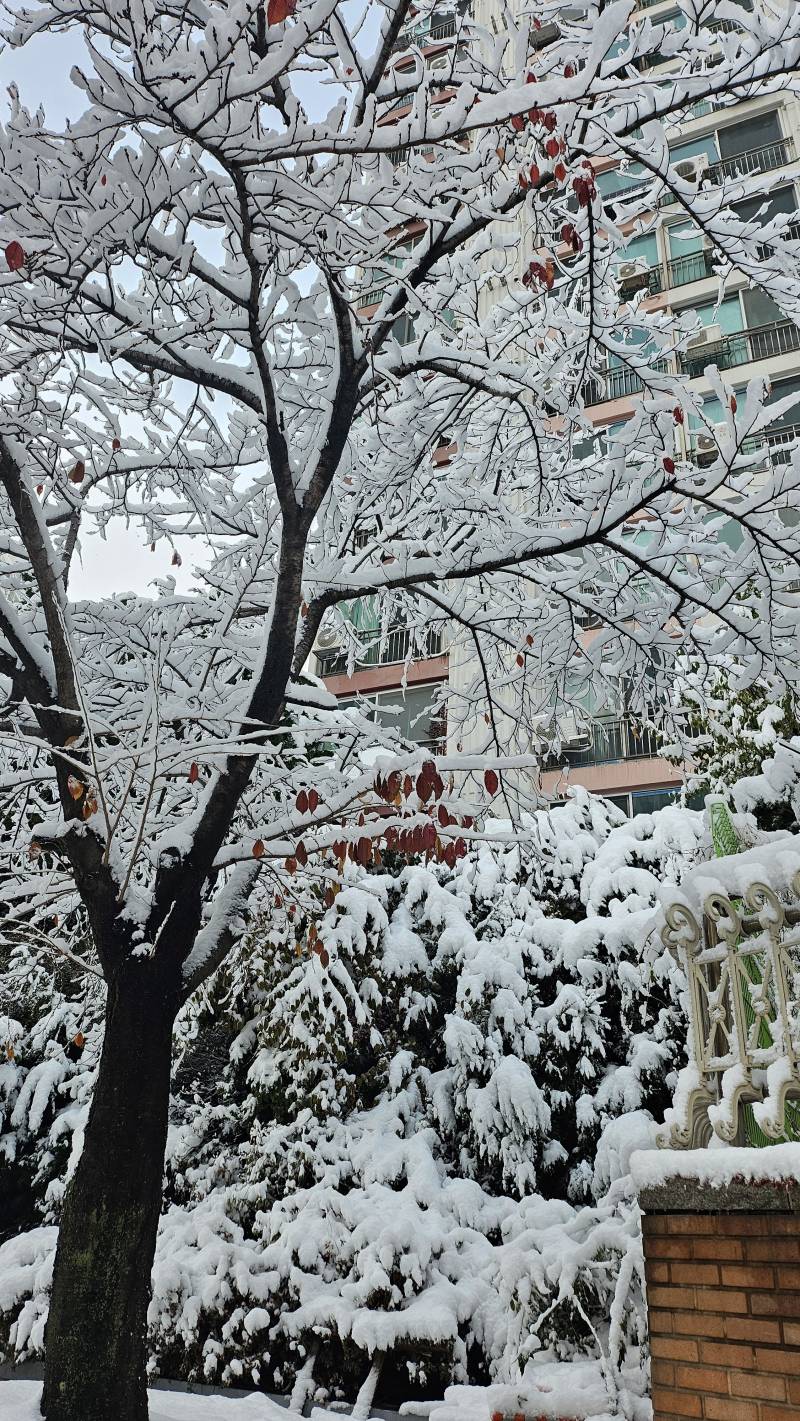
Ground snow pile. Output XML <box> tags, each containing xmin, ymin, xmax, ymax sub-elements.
<box><xmin>630</xmin><ymin>1142</ymin><xmax>800</xmax><ymax>1192</ymax></box>
<box><xmin>0</xmin><ymin>792</ymin><xmax>699</xmax><ymax>1411</ymax></box>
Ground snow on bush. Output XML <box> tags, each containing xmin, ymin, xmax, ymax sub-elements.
<box><xmin>0</xmin><ymin>790</ymin><xmax>702</xmax><ymax>1413</ymax></box>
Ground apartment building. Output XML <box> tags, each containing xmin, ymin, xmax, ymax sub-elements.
<box><xmin>313</xmin><ymin>0</ymin><xmax>800</xmax><ymax>817</ymax></box>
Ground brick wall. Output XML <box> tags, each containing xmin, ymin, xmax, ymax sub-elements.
<box><xmin>643</xmin><ymin>1210</ymin><xmax>800</xmax><ymax>1421</ymax></box>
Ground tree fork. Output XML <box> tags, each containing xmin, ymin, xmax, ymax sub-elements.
<box><xmin>41</xmin><ymin>955</ymin><xmax>182</xmax><ymax>1421</ymax></box>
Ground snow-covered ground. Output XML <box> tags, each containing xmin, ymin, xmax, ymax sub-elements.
<box><xmin>0</xmin><ymin>1363</ymin><xmax>644</xmax><ymax>1421</ymax></box>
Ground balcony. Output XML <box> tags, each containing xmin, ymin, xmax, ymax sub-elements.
<box><xmin>741</xmin><ymin>422</ymin><xmax>800</xmax><ymax>465</ymax></box>
<box><xmin>392</xmin><ymin>15</ymin><xmax>458</xmax><ymax>51</ymax></box>
<box><xmin>706</xmin><ymin>137</ymin><xmax>793</xmax><ymax>185</ymax></box>
<box><xmin>544</xmin><ymin>717</ymin><xmax>661</xmax><ymax>771</ymax></box>
<box><xmin>666</xmin><ymin>249</ymin><xmax>716</xmax><ymax>288</ymax></box>
<box><xmin>584</xmin><ymin>359</ymin><xmax>669</xmax><ymax>406</ymax></box>
<box><xmin>679</xmin><ymin>320</ymin><xmax>800</xmax><ymax>378</ymax></box>
<box><xmin>317</xmin><ymin>625</ymin><xmax>444</xmax><ymax>677</ymax></box>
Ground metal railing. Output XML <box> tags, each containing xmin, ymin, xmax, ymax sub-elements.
<box><xmin>706</xmin><ymin>137</ymin><xmax>793</xmax><ymax>185</ymax></box>
<box><xmin>660</xmin><ymin>863</ymin><xmax>800</xmax><ymax>1147</ymax></box>
<box><xmin>544</xmin><ymin>717</ymin><xmax>661</xmax><ymax>770</ymax></box>
<box><xmin>741</xmin><ymin>422</ymin><xmax>800</xmax><ymax>465</ymax></box>
<box><xmin>584</xmin><ymin>360</ymin><xmax>669</xmax><ymax>405</ymax></box>
<box><xmin>317</xmin><ymin>625</ymin><xmax>444</xmax><ymax>677</ymax></box>
<box><xmin>392</xmin><ymin>15</ymin><xmax>459</xmax><ymax>51</ymax></box>
<box><xmin>680</xmin><ymin>320</ymin><xmax>800</xmax><ymax>377</ymax></box>
<box><xmin>666</xmin><ymin>248</ymin><xmax>716</xmax><ymax>288</ymax></box>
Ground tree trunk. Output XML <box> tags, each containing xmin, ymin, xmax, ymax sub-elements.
<box><xmin>41</xmin><ymin>956</ymin><xmax>181</xmax><ymax>1421</ymax></box>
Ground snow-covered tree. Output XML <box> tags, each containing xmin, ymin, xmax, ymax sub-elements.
<box><xmin>0</xmin><ymin>0</ymin><xmax>798</xmax><ymax>1415</ymax></box>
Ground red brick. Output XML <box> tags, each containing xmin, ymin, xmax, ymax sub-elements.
<box><xmin>643</xmin><ymin>1213</ymin><xmax>668</xmax><ymax>1234</ymax></box>
<box><xmin>751</xmin><ymin>1291</ymin><xmax>800</xmax><ymax>1318</ymax></box>
<box><xmin>696</xmin><ymin>1287</ymin><xmax>748</xmax><ymax>1314</ymax></box>
<box><xmin>675</xmin><ymin>1363</ymin><xmax>727</xmax><ymax>1393</ymax></box>
<box><xmin>667</xmin><ymin>1215</ymin><xmax>718</xmax><ymax>1236</ymax></box>
<box><xmin>790</xmin><ymin>1377</ymin><xmax>800</xmax><ymax>1404</ymax></box>
<box><xmin>672</xmin><ymin>1263</ymin><xmax>720</xmax><ymax>1286</ymax></box>
<box><xmin>651</xmin><ymin>1336</ymin><xmax>700</xmax><ymax>1362</ymax></box>
<box><xmin>756</xmin><ymin>1346</ymin><xmax>800</xmax><ymax>1374</ymax></box>
<box><xmin>783</xmin><ymin>1321</ymin><xmax>800</xmax><ymax>1345</ymax></box>
<box><xmin>716</xmin><ymin>1216</ymin><xmax>768</xmax><ymax>1236</ymax></box>
<box><xmin>725</xmin><ymin>1316</ymin><xmax>782</xmax><ymax>1344</ymax></box>
<box><xmin>762</xmin><ymin>1408</ymin><xmax>797</xmax><ymax>1421</ymax></box>
<box><xmin>651</xmin><ymin>1386</ymin><xmax>702</xmax><ymax>1417</ymax></box>
<box><xmin>648</xmin><ymin>1236</ymin><xmax>694</xmax><ymax>1259</ymax></box>
<box><xmin>774</xmin><ymin>1264</ymin><xmax>800</xmax><ymax>1288</ymax></box>
<box><xmin>693</xmin><ymin>1237</ymin><xmax>743</xmax><ymax>1261</ymax></box>
<box><xmin>646</xmin><ymin>1260</ymin><xmax>672</xmax><ymax>1284</ymax></box>
<box><xmin>651</xmin><ymin>1357</ymin><xmax>676</xmax><ymax>1386</ymax></box>
<box><xmin>766</xmin><ymin>1216</ymin><xmax>800</xmax><ymax>1234</ymax></box>
<box><xmin>745</xmin><ymin>1238</ymin><xmax>800</xmax><ymax>1262</ymax></box>
<box><xmin>702</xmin><ymin>1399</ymin><xmax>758</xmax><ymax>1421</ymax></box>
<box><xmin>720</xmin><ymin>1264</ymin><xmax>774</xmax><ymax>1289</ymax></box>
<box><xmin>673</xmin><ymin>1309</ymin><xmax>725</xmax><ymax>1338</ymax></box>
<box><xmin>730</xmin><ymin>1369</ymin><xmax>787</xmax><ymax>1401</ymax></box>
<box><xmin>698</xmin><ymin>1340</ymin><xmax>754</xmax><ymax>1369</ymax></box>
<box><xmin>649</xmin><ymin>1308</ymin><xmax>674</xmax><ymax>1335</ymax></box>
<box><xmin>650</xmin><ymin>1285</ymin><xmax>697</xmax><ymax>1310</ymax></box>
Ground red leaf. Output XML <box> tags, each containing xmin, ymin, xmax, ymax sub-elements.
<box><xmin>438</xmin><ymin>804</ymin><xmax>450</xmax><ymax>829</ymax></box>
<box><xmin>554</xmin><ymin>162</ymin><xmax>566</xmax><ymax>183</ymax></box>
<box><xmin>455</xmin><ymin>837</ymin><xmax>467</xmax><ymax>859</ymax></box>
<box><xmin>172</xmin><ymin>551</ymin><xmax>182</xmax><ymax>567</ymax></box>
<box><xmin>673</xmin><ymin>407</ymin><xmax>684</xmax><ymax>425</ymax></box>
<box><xmin>357</xmin><ymin>836</ymin><xmax>371</xmax><ymax>866</ymax></box>
<box><xmin>403</xmin><ymin>775</ymin><xmax>413</xmax><ymax>799</ymax></box>
<box><xmin>285</xmin><ymin>855</ymin><xmax>297</xmax><ymax>874</ymax></box>
<box><xmin>36</xmin><ymin>484</ymin><xmax>43</xmax><ymax>495</ymax></box>
<box><xmin>443</xmin><ymin>842</ymin><xmax>457</xmax><ymax>869</ymax></box>
<box><xmin>112</xmin><ymin>437</ymin><xmax>121</xmax><ymax>451</ymax></box>
<box><xmin>663</xmin><ymin>456</ymin><xmax>675</xmax><ymax>474</ymax></box>
<box><xmin>267</xmin><ymin>0</ymin><xmax>297</xmax><ymax>23</ymax></box>
<box><xmin>545</xmin><ymin>136</ymin><xmax>560</xmax><ymax>158</ymax></box>
<box><xmin>730</xmin><ymin>394</ymin><xmax>737</xmax><ymax>413</ymax></box>
<box><xmin>296</xmin><ymin>789</ymin><xmax>309</xmax><ymax>814</ymax></box>
<box><xmin>484</xmin><ymin>768</ymin><xmax>499</xmax><ymax>795</ymax></box>
<box><xmin>188</xmin><ymin>762</ymin><xmax>199</xmax><ymax>783</ymax></box>
<box><xmin>308</xmin><ymin>788</ymin><xmax>319</xmax><ymax>813</ymax></box>
<box><xmin>423</xmin><ymin>822</ymin><xmax>436</xmax><ymax>852</ymax></box>
<box><xmin>74</xmin><ymin>1031</ymin><xmax>86</xmax><ymax>1049</ymax></box>
<box><xmin>542</xmin><ymin>111</ymin><xmax>557</xmax><ymax>132</ymax></box>
<box><xmin>253</xmin><ymin>839</ymin><xmax>265</xmax><ymax>858</ymax></box>
<box><xmin>69</xmin><ymin>460</ymin><xmax>86</xmax><ymax>484</ymax></box>
<box><xmin>510</xmin><ymin>114</ymin><xmax>525</xmax><ymax>133</ymax></box>
<box><xmin>5</xmin><ymin>241</ymin><xmax>25</xmax><ymax>272</ymax></box>
<box><xmin>295</xmin><ymin>840</ymin><xmax>308</xmax><ymax>867</ymax></box>
<box><xmin>67</xmin><ymin>775</ymin><xmax>84</xmax><ymax>801</ymax></box>
<box><xmin>564</xmin><ymin>64</ymin><xmax>575</xmax><ymax>78</ymax></box>
<box><xmin>529</xmin><ymin>164</ymin><xmax>540</xmax><ymax>186</ymax></box>
<box><xmin>318</xmin><ymin>946</ymin><xmax>330</xmax><ymax>968</ymax></box>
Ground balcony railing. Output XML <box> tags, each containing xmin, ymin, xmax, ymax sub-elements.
<box><xmin>741</xmin><ymin>422</ymin><xmax>800</xmax><ymax>465</ymax></box>
<box><xmin>392</xmin><ymin>15</ymin><xmax>459</xmax><ymax>51</ymax></box>
<box><xmin>584</xmin><ymin>359</ymin><xmax>669</xmax><ymax>405</ymax></box>
<box><xmin>544</xmin><ymin>717</ymin><xmax>661</xmax><ymax>771</ymax></box>
<box><xmin>317</xmin><ymin>625</ymin><xmax>444</xmax><ymax>677</ymax></box>
<box><xmin>706</xmin><ymin>137</ymin><xmax>793</xmax><ymax>185</ymax></box>
<box><xmin>666</xmin><ymin>248</ymin><xmax>716</xmax><ymax>288</ymax></box>
<box><xmin>680</xmin><ymin>320</ymin><xmax>800</xmax><ymax>378</ymax></box>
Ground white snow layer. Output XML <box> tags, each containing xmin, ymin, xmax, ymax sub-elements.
<box><xmin>630</xmin><ymin>1141</ymin><xmax>800</xmax><ymax>1191</ymax></box>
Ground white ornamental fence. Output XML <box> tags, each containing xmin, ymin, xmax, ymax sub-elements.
<box><xmin>659</xmin><ymin>871</ymin><xmax>800</xmax><ymax>1149</ymax></box>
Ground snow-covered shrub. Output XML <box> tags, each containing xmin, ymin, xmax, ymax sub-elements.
<box><xmin>0</xmin><ymin>790</ymin><xmax>703</xmax><ymax>1411</ymax></box>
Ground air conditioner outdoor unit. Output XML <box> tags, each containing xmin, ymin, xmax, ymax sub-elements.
<box><xmin>315</xmin><ymin>624</ymin><xmax>342</xmax><ymax>650</ymax></box>
<box><xmin>675</xmin><ymin>154</ymin><xmax>709</xmax><ymax>182</ymax></box>
<box><xmin>618</xmin><ymin>262</ymin><xmax>644</xmax><ymax>280</ymax></box>
<box><xmin>685</xmin><ymin>322</ymin><xmax>722</xmax><ymax>350</ymax></box>
<box><xmin>695</xmin><ymin>433</ymin><xmax>718</xmax><ymax>453</ymax></box>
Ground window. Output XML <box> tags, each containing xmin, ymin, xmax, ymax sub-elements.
<box><xmin>339</xmin><ymin>684</ymin><xmax>447</xmax><ymax>750</ymax></box>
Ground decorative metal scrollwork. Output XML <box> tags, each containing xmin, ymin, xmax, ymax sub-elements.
<box><xmin>657</xmin><ymin>878</ymin><xmax>800</xmax><ymax>1149</ymax></box>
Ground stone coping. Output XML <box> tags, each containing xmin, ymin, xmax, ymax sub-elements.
<box><xmin>631</xmin><ymin>1143</ymin><xmax>800</xmax><ymax>1213</ymax></box>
